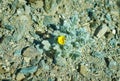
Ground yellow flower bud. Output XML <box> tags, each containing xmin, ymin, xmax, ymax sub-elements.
<box><xmin>57</xmin><ymin>36</ymin><xmax>65</xmax><ymax>45</ymax></box>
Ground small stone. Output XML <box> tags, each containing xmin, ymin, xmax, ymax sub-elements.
<box><xmin>22</xmin><ymin>46</ymin><xmax>40</xmax><ymax>57</ymax></box>
<box><xmin>79</xmin><ymin>65</ymin><xmax>89</xmax><ymax>76</ymax></box>
<box><xmin>0</xmin><ymin>66</ymin><xmax>6</xmax><ymax>74</ymax></box>
<box><xmin>94</xmin><ymin>24</ymin><xmax>108</xmax><ymax>38</ymax></box>
<box><xmin>30</xmin><ymin>0</ymin><xmax>43</xmax><ymax>9</ymax></box>
<box><xmin>16</xmin><ymin>73</ymin><xmax>25</xmax><ymax>81</ymax></box>
<box><xmin>39</xmin><ymin>60</ymin><xmax>49</xmax><ymax>71</ymax></box>
<box><xmin>104</xmin><ymin>31</ymin><xmax>114</xmax><ymax>41</ymax></box>
<box><xmin>4</xmin><ymin>24</ymin><xmax>14</xmax><ymax>31</ymax></box>
<box><xmin>108</xmin><ymin>60</ymin><xmax>117</xmax><ymax>71</ymax></box>
<box><xmin>109</xmin><ymin>38</ymin><xmax>116</xmax><ymax>48</ymax></box>
<box><xmin>112</xmin><ymin>29</ymin><xmax>116</xmax><ymax>35</ymax></box>
<box><xmin>35</xmin><ymin>45</ymin><xmax>43</xmax><ymax>54</ymax></box>
<box><xmin>13</xmin><ymin>49</ymin><xmax>22</xmax><ymax>56</ymax></box>
<box><xmin>54</xmin><ymin>56</ymin><xmax>67</xmax><ymax>66</ymax></box>
<box><xmin>44</xmin><ymin>0</ymin><xmax>57</xmax><ymax>13</ymax></box>
<box><xmin>29</xmin><ymin>31</ymin><xmax>40</xmax><ymax>39</ymax></box>
<box><xmin>20</xmin><ymin>66</ymin><xmax>38</xmax><ymax>74</ymax></box>
<box><xmin>17</xmin><ymin>8</ymin><xmax>24</xmax><ymax>15</ymax></box>
<box><xmin>117</xmin><ymin>70</ymin><xmax>120</xmax><ymax>77</ymax></box>
<box><xmin>24</xmin><ymin>57</ymin><xmax>31</xmax><ymax>63</ymax></box>
<box><xmin>43</xmin><ymin>16</ymin><xmax>53</xmax><ymax>26</ymax></box>
<box><xmin>25</xmin><ymin>5</ymin><xmax>31</xmax><ymax>15</ymax></box>
<box><xmin>106</xmin><ymin>13</ymin><xmax>111</xmax><ymax>21</ymax></box>
<box><xmin>35</xmin><ymin>68</ymin><xmax>42</xmax><ymax>76</ymax></box>
<box><xmin>48</xmin><ymin>77</ymin><xmax>53</xmax><ymax>81</ymax></box>
<box><xmin>19</xmin><ymin>0</ymin><xmax>26</xmax><ymax>4</ymax></box>
<box><xmin>12</xmin><ymin>25</ymin><xmax>26</xmax><ymax>42</ymax></box>
<box><xmin>42</xmin><ymin>40</ymin><xmax>51</xmax><ymax>51</ymax></box>
<box><xmin>91</xmin><ymin>51</ymin><xmax>105</xmax><ymax>59</ymax></box>
<box><xmin>117</xmin><ymin>48</ymin><xmax>120</xmax><ymax>54</ymax></box>
<box><xmin>110</xmin><ymin>10</ymin><xmax>119</xmax><ymax>17</ymax></box>
<box><xmin>0</xmin><ymin>59</ymin><xmax>2</xmax><ymax>65</ymax></box>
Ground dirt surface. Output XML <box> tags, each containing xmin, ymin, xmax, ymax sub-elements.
<box><xmin>0</xmin><ymin>0</ymin><xmax>120</xmax><ymax>81</ymax></box>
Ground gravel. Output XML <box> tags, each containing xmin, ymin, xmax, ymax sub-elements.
<box><xmin>0</xmin><ymin>0</ymin><xmax>120</xmax><ymax>80</ymax></box>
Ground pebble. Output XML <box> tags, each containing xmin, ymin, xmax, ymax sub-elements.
<box><xmin>0</xmin><ymin>66</ymin><xmax>6</xmax><ymax>74</ymax></box>
<box><xmin>25</xmin><ymin>5</ymin><xmax>31</xmax><ymax>15</ymax></box>
<box><xmin>95</xmin><ymin>24</ymin><xmax>108</xmax><ymax>38</ymax></box>
<box><xmin>20</xmin><ymin>66</ymin><xmax>38</xmax><ymax>74</ymax></box>
<box><xmin>108</xmin><ymin>60</ymin><xmax>117</xmax><ymax>71</ymax></box>
<box><xmin>19</xmin><ymin>0</ymin><xmax>26</xmax><ymax>3</ymax></box>
<box><xmin>43</xmin><ymin>16</ymin><xmax>53</xmax><ymax>26</ymax></box>
<box><xmin>79</xmin><ymin>65</ymin><xmax>89</xmax><ymax>76</ymax></box>
<box><xmin>16</xmin><ymin>73</ymin><xmax>25</xmax><ymax>81</ymax></box>
<box><xmin>17</xmin><ymin>8</ymin><xmax>24</xmax><ymax>15</ymax></box>
<box><xmin>39</xmin><ymin>60</ymin><xmax>50</xmax><ymax>71</ymax></box>
<box><xmin>13</xmin><ymin>49</ymin><xmax>22</xmax><ymax>56</ymax></box>
<box><xmin>35</xmin><ymin>68</ymin><xmax>42</xmax><ymax>76</ymax></box>
<box><xmin>35</xmin><ymin>45</ymin><xmax>43</xmax><ymax>54</ymax></box>
<box><xmin>117</xmin><ymin>70</ymin><xmax>120</xmax><ymax>77</ymax></box>
<box><xmin>4</xmin><ymin>24</ymin><xmax>14</xmax><ymax>31</ymax></box>
<box><xmin>105</xmin><ymin>13</ymin><xmax>111</xmax><ymax>21</ymax></box>
<box><xmin>30</xmin><ymin>0</ymin><xmax>43</xmax><ymax>9</ymax></box>
<box><xmin>109</xmin><ymin>38</ymin><xmax>116</xmax><ymax>48</ymax></box>
<box><xmin>112</xmin><ymin>29</ymin><xmax>116</xmax><ymax>35</ymax></box>
<box><xmin>44</xmin><ymin>0</ymin><xmax>57</xmax><ymax>13</ymax></box>
<box><xmin>54</xmin><ymin>56</ymin><xmax>67</xmax><ymax>66</ymax></box>
<box><xmin>22</xmin><ymin>46</ymin><xmax>40</xmax><ymax>57</ymax></box>
<box><xmin>12</xmin><ymin>25</ymin><xmax>26</xmax><ymax>42</ymax></box>
<box><xmin>104</xmin><ymin>31</ymin><xmax>114</xmax><ymax>41</ymax></box>
<box><xmin>42</xmin><ymin>40</ymin><xmax>51</xmax><ymax>51</ymax></box>
<box><xmin>91</xmin><ymin>51</ymin><xmax>105</xmax><ymax>59</ymax></box>
<box><xmin>24</xmin><ymin>57</ymin><xmax>31</xmax><ymax>63</ymax></box>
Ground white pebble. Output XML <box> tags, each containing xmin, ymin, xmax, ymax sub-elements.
<box><xmin>112</xmin><ymin>29</ymin><xmax>116</xmax><ymax>34</ymax></box>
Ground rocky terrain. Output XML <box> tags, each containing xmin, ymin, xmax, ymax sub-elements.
<box><xmin>0</xmin><ymin>0</ymin><xmax>120</xmax><ymax>81</ymax></box>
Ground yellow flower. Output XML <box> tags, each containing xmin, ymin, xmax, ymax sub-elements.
<box><xmin>57</xmin><ymin>36</ymin><xmax>65</xmax><ymax>45</ymax></box>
